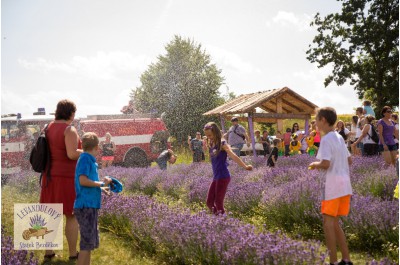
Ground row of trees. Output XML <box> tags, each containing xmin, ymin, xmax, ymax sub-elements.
<box><xmin>130</xmin><ymin>0</ymin><xmax>398</xmax><ymax>143</ymax></box>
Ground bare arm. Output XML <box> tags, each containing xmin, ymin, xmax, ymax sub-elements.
<box><xmin>271</xmin><ymin>156</ymin><xmax>277</xmax><ymax>165</ymax></box>
<box><xmin>222</xmin><ymin>144</ymin><xmax>252</xmax><ymax>170</ymax></box>
<box><xmin>353</xmin><ymin>124</ymin><xmax>370</xmax><ymax>145</ymax></box>
<box><xmin>223</xmin><ymin>132</ymin><xmax>229</xmax><ymax>142</ymax></box>
<box><xmin>348</xmin><ymin>156</ymin><xmax>352</xmax><ymax>166</ymax></box>
<box><xmin>377</xmin><ymin>123</ymin><xmax>385</xmax><ymax>144</ymax></box>
<box><xmin>309</xmin><ymin>159</ymin><xmax>330</xmax><ymax>170</ymax></box>
<box><xmin>64</xmin><ymin>126</ymin><xmax>83</xmax><ymax>160</ymax></box>
<box><xmin>79</xmin><ymin>175</ymin><xmax>112</xmax><ymax>187</ymax></box>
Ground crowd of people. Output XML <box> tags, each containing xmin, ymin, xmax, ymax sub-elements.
<box><xmin>35</xmin><ymin>98</ymin><xmax>397</xmax><ymax>265</ymax></box>
<box><xmin>184</xmin><ymin>100</ymin><xmax>398</xmax><ymax>168</ymax></box>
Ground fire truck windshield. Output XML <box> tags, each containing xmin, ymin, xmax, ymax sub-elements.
<box><xmin>1</xmin><ymin>121</ymin><xmax>19</xmax><ymax>139</ymax></box>
<box><xmin>2</xmin><ymin>120</ymin><xmax>43</xmax><ymax>140</ymax></box>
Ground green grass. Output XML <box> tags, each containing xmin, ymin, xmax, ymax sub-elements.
<box><xmin>1</xmin><ymin>186</ymin><xmax>161</xmax><ymax>265</ymax></box>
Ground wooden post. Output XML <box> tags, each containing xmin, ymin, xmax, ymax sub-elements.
<box><xmin>276</xmin><ymin>98</ymin><xmax>283</xmax><ymax>133</ymax></box>
<box><xmin>248</xmin><ymin>113</ymin><xmax>257</xmax><ymax>157</ymax></box>
<box><xmin>305</xmin><ymin>118</ymin><xmax>309</xmax><ymax>135</ymax></box>
<box><xmin>220</xmin><ymin>115</ymin><xmax>226</xmax><ymax>133</ymax></box>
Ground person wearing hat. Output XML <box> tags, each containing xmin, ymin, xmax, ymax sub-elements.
<box><xmin>224</xmin><ymin>117</ymin><xmax>250</xmax><ymax>157</ymax></box>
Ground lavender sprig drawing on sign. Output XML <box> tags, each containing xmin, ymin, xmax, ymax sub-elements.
<box><xmin>29</xmin><ymin>214</ymin><xmax>47</xmax><ymax>230</ymax></box>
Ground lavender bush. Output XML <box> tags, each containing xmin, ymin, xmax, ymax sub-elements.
<box><xmin>100</xmin><ymin>194</ymin><xmax>328</xmax><ymax>265</ymax></box>
<box><xmin>5</xmin><ymin>155</ymin><xmax>398</xmax><ymax>262</ymax></box>
<box><xmin>1</xmin><ymin>227</ymin><xmax>38</xmax><ymax>265</ymax></box>
<box><xmin>100</xmin><ymin>155</ymin><xmax>398</xmax><ymax>258</ymax></box>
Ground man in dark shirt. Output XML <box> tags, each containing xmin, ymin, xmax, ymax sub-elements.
<box><xmin>188</xmin><ymin>132</ymin><xmax>205</xmax><ymax>163</ymax></box>
<box><xmin>156</xmin><ymin>149</ymin><xmax>177</xmax><ymax>170</ymax></box>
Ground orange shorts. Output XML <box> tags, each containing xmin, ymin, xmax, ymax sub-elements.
<box><xmin>321</xmin><ymin>195</ymin><xmax>351</xmax><ymax>217</ymax></box>
<box><xmin>102</xmin><ymin>156</ymin><xmax>114</xmax><ymax>161</ymax></box>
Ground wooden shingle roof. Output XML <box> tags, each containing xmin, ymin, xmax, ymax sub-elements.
<box><xmin>204</xmin><ymin>87</ymin><xmax>318</xmax><ymax>115</ymax></box>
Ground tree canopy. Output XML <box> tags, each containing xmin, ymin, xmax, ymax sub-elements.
<box><xmin>306</xmin><ymin>0</ymin><xmax>399</xmax><ymax>114</ymax></box>
<box><xmin>133</xmin><ymin>35</ymin><xmax>224</xmax><ymax>143</ymax></box>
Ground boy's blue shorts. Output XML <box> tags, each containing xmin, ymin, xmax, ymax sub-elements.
<box><xmin>74</xmin><ymin>208</ymin><xmax>99</xmax><ymax>251</ymax></box>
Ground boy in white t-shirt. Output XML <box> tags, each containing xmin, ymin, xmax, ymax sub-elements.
<box><xmin>309</xmin><ymin>107</ymin><xmax>353</xmax><ymax>265</ymax></box>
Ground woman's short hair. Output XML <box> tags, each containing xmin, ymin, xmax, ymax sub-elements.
<box><xmin>55</xmin><ymin>99</ymin><xmax>77</xmax><ymax>120</ymax></box>
<box><xmin>105</xmin><ymin>132</ymin><xmax>112</xmax><ymax>138</ymax></box>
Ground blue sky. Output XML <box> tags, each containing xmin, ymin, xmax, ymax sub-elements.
<box><xmin>2</xmin><ymin>0</ymin><xmax>362</xmax><ymax>118</ymax></box>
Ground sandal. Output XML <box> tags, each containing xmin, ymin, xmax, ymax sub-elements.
<box><xmin>43</xmin><ymin>253</ymin><xmax>56</xmax><ymax>260</ymax></box>
<box><xmin>69</xmin><ymin>252</ymin><xmax>79</xmax><ymax>260</ymax></box>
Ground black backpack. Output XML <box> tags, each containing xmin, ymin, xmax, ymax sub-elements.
<box><xmin>367</xmin><ymin>124</ymin><xmax>379</xmax><ymax>144</ymax></box>
<box><xmin>29</xmin><ymin>124</ymin><xmax>51</xmax><ymax>186</ymax></box>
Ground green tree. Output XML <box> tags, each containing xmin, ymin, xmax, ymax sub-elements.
<box><xmin>306</xmin><ymin>0</ymin><xmax>399</xmax><ymax>115</ymax></box>
<box><xmin>133</xmin><ymin>35</ymin><xmax>224</xmax><ymax>144</ymax></box>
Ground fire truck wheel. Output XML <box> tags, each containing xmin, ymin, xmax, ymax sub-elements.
<box><xmin>124</xmin><ymin>148</ymin><xmax>148</xmax><ymax>168</ymax></box>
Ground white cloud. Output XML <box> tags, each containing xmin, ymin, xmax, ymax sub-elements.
<box><xmin>206</xmin><ymin>45</ymin><xmax>262</xmax><ymax>74</ymax></box>
<box><xmin>291</xmin><ymin>67</ymin><xmax>362</xmax><ymax>114</ymax></box>
<box><xmin>266</xmin><ymin>11</ymin><xmax>314</xmax><ymax>32</ymax></box>
<box><xmin>18</xmin><ymin>51</ymin><xmax>152</xmax><ymax>80</ymax></box>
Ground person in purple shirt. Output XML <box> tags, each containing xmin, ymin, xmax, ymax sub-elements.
<box><xmin>377</xmin><ymin>106</ymin><xmax>399</xmax><ymax>166</ymax></box>
<box><xmin>203</xmin><ymin>122</ymin><xmax>253</xmax><ymax>215</ymax></box>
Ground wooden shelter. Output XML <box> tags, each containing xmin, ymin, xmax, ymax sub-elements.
<box><xmin>203</xmin><ymin>87</ymin><xmax>318</xmax><ymax>156</ymax></box>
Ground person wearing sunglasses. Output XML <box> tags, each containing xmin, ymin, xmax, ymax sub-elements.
<box><xmin>377</xmin><ymin>106</ymin><xmax>399</xmax><ymax>165</ymax></box>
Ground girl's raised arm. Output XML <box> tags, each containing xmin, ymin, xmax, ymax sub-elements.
<box><xmin>222</xmin><ymin>144</ymin><xmax>252</xmax><ymax>171</ymax></box>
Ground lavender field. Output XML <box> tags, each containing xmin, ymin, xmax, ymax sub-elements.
<box><xmin>2</xmin><ymin>155</ymin><xmax>398</xmax><ymax>264</ymax></box>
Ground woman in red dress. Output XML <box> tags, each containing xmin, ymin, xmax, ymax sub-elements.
<box><xmin>40</xmin><ymin>99</ymin><xmax>82</xmax><ymax>261</ymax></box>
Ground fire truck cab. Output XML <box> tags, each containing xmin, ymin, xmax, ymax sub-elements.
<box><xmin>1</xmin><ymin>113</ymin><xmax>54</xmax><ymax>174</ymax></box>
<box><xmin>78</xmin><ymin>114</ymin><xmax>170</xmax><ymax>168</ymax></box>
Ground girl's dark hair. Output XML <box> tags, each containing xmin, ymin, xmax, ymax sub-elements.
<box><xmin>351</xmin><ymin>115</ymin><xmax>358</xmax><ymax>125</ymax></box>
<box><xmin>203</xmin><ymin>122</ymin><xmax>222</xmax><ymax>155</ymax></box>
<box><xmin>55</xmin><ymin>99</ymin><xmax>77</xmax><ymax>120</ymax></box>
<box><xmin>381</xmin><ymin>106</ymin><xmax>391</xmax><ymax>116</ymax></box>
<box><xmin>291</xmin><ymin>123</ymin><xmax>299</xmax><ymax>133</ymax></box>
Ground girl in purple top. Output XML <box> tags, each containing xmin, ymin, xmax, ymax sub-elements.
<box><xmin>203</xmin><ymin>122</ymin><xmax>253</xmax><ymax>215</ymax></box>
<box><xmin>377</xmin><ymin>106</ymin><xmax>399</xmax><ymax>165</ymax></box>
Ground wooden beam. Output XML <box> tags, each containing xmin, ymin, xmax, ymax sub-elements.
<box><xmin>259</xmin><ymin>105</ymin><xmax>277</xmax><ymax>113</ymax></box>
<box><xmin>281</xmin><ymin>98</ymin><xmax>303</xmax><ymax>112</ymax></box>
<box><xmin>253</xmin><ymin>113</ymin><xmax>311</xmax><ymax>119</ymax></box>
<box><xmin>265</xmin><ymin>99</ymin><xmax>291</xmax><ymax>113</ymax></box>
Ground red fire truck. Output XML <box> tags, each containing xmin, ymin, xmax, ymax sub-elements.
<box><xmin>1</xmin><ymin>113</ymin><xmax>54</xmax><ymax>174</ymax></box>
<box><xmin>1</xmin><ymin>112</ymin><xmax>170</xmax><ymax>176</ymax></box>
<box><xmin>78</xmin><ymin>114</ymin><xmax>170</xmax><ymax>167</ymax></box>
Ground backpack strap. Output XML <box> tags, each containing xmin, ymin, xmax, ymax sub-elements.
<box><xmin>39</xmin><ymin>124</ymin><xmax>51</xmax><ymax>188</ymax></box>
<box><xmin>233</xmin><ymin>125</ymin><xmax>245</xmax><ymax>140</ymax></box>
